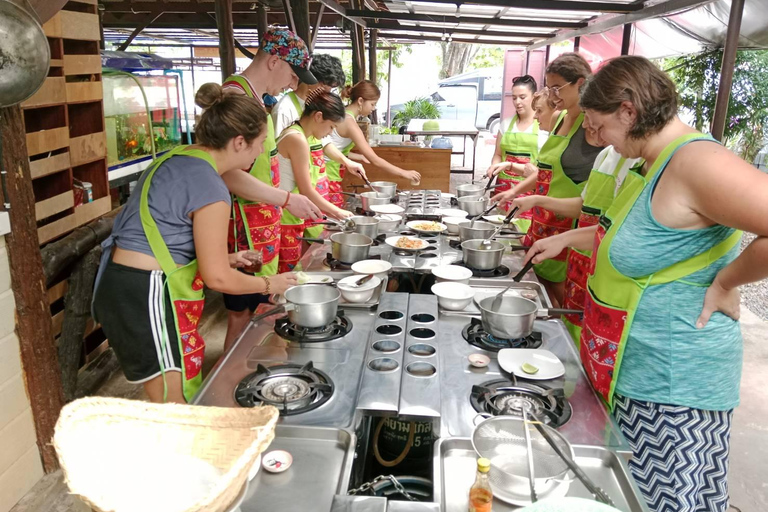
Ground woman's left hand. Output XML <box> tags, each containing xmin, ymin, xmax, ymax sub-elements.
<box><xmin>697</xmin><ymin>278</ymin><xmax>741</xmax><ymax>328</ymax></box>
<box><xmin>521</xmin><ymin>162</ymin><xmax>539</xmax><ymax>178</ymax></box>
<box><xmin>348</xmin><ymin>161</ymin><xmax>367</xmax><ymax>179</ymax></box>
<box><xmin>229</xmin><ymin>251</ymin><xmax>252</xmax><ymax>269</ymax></box>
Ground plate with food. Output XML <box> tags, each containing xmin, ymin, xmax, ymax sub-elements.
<box><xmin>405</xmin><ymin>220</ymin><xmax>447</xmax><ymax>234</ymax></box>
<box><xmin>385</xmin><ymin>236</ymin><xmax>430</xmax><ymax>252</ymax></box>
<box><xmin>498</xmin><ymin>349</ymin><xmax>564</xmax><ymax>380</ymax></box>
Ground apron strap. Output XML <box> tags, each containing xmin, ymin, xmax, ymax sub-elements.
<box><xmin>289</xmin><ymin>91</ymin><xmax>304</xmax><ymax>116</ymax></box>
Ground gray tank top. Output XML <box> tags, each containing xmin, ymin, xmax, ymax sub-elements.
<box><xmin>561</xmin><ymin>125</ymin><xmax>602</xmax><ymax>184</ymax></box>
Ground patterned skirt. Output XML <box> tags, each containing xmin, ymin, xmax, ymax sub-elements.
<box><xmin>613</xmin><ymin>394</ymin><xmax>732</xmax><ymax>512</ymax></box>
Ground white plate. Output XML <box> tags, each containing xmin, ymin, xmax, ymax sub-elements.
<box><xmin>482</xmin><ymin>214</ymin><xmax>507</xmax><ymax>224</ymax></box>
<box><xmin>406</xmin><ymin>220</ymin><xmax>447</xmax><ymax>234</ymax></box>
<box><xmin>370</xmin><ymin>204</ymin><xmax>405</xmax><ymax>214</ymax></box>
<box><xmin>436</xmin><ymin>208</ymin><xmax>468</xmax><ymax>217</ymax></box>
<box><xmin>492</xmin><ymin>473</ymin><xmax>571</xmax><ymax>506</ymax></box>
<box><xmin>385</xmin><ymin>236</ymin><xmax>430</xmax><ymax>252</ymax></box>
<box><xmin>498</xmin><ymin>349</ymin><xmax>565</xmax><ymax>380</ymax></box>
<box><xmin>296</xmin><ymin>272</ymin><xmax>333</xmax><ymax>284</ymax></box>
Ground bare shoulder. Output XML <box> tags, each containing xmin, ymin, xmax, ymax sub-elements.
<box><xmin>668</xmin><ymin>140</ymin><xmax>754</xmax><ymax>179</ymax></box>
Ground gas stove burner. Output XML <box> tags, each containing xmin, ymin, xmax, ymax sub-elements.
<box><xmin>452</xmin><ymin>261</ymin><xmax>511</xmax><ymax>278</ymax></box>
<box><xmin>399</xmin><ymin>230</ymin><xmax>418</xmax><ymax>236</ymax></box>
<box><xmin>274</xmin><ymin>311</ymin><xmax>352</xmax><ymax>343</ymax></box>
<box><xmin>324</xmin><ymin>253</ymin><xmax>381</xmax><ymax>271</ymax></box>
<box><xmin>235</xmin><ymin>362</ymin><xmax>334</xmax><ymax>414</ymax></box>
<box><xmin>449</xmin><ymin>239</ymin><xmax>462</xmax><ymax>250</ymax></box>
<box><xmin>471</xmin><ymin>379</ymin><xmax>572</xmax><ymax>428</ymax></box>
<box><xmin>462</xmin><ymin>317</ymin><xmax>542</xmax><ymax>352</ymax></box>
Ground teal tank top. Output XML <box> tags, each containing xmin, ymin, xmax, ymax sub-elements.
<box><xmin>609</xmin><ymin>162</ymin><xmax>742</xmax><ymax>411</ymax></box>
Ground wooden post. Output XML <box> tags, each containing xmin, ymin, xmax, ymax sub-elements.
<box><xmin>711</xmin><ymin>0</ymin><xmax>745</xmax><ymax>141</ymax></box>
<box><xmin>573</xmin><ymin>36</ymin><xmax>581</xmax><ymax>52</ymax></box>
<box><xmin>351</xmin><ymin>28</ymin><xmax>361</xmax><ymax>83</ymax></box>
<box><xmin>620</xmin><ymin>23</ymin><xmax>632</xmax><ymax>55</ymax></box>
<box><xmin>311</xmin><ymin>4</ymin><xmax>326</xmax><ymax>51</ymax></box>
<box><xmin>386</xmin><ymin>49</ymin><xmax>392</xmax><ymax>128</ymax></box>
<box><xmin>0</xmin><ymin>105</ymin><xmax>64</xmax><ymax>473</ymax></box>
<box><xmin>257</xmin><ymin>4</ymin><xmax>269</xmax><ymax>47</ymax></box>
<box><xmin>544</xmin><ymin>44</ymin><xmax>551</xmax><ymax>66</ymax></box>
<box><xmin>214</xmin><ymin>0</ymin><xmax>236</xmax><ymax>81</ymax></box>
<box><xmin>369</xmin><ymin>29</ymin><xmax>378</xmax><ymax>84</ymax></box>
<box><xmin>290</xmin><ymin>0</ymin><xmax>311</xmax><ymax>48</ymax></box>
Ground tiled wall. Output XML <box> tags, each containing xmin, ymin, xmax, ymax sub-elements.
<box><xmin>0</xmin><ymin>235</ymin><xmax>43</xmax><ymax>512</ymax></box>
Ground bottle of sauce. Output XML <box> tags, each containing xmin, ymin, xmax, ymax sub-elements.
<box><xmin>469</xmin><ymin>457</ymin><xmax>493</xmax><ymax>512</ymax></box>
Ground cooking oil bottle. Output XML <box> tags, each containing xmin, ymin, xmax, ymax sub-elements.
<box><xmin>469</xmin><ymin>457</ymin><xmax>493</xmax><ymax>512</ymax></box>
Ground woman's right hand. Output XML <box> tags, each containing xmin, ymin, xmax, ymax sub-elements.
<box><xmin>401</xmin><ymin>170</ymin><xmax>421</xmax><ymax>182</ymax></box>
<box><xmin>486</xmin><ymin>162</ymin><xmax>507</xmax><ymax>179</ymax></box>
<box><xmin>286</xmin><ymin>194</ymin><xmax>323</xmax><ymax>221</ymax></box>
<box><xmin>334</xmin><ymin>208</ymin><xmax>355</xmax><ymax>219</ymax></box>
<box><xmin>510</xmin><ymin>195</ymin><xmax>539</xmax><ymax>212</ymax></box>
<box><xmin>523</xmin><ymin>234</ymin><xmax>569</xmax><ymax>265</ymax></box>
<box><xmin>491</xmin><ymin>187</ymin><xmax>516</xmax><ymax>204</ymax></box>
<box><xmin>267</xmin><ymin>273</ymin><xmax>299</xmax><ymax>296</ymax></box>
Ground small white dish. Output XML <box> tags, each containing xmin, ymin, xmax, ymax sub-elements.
<box><xmin>406</xmin><ymin>220</ymin><xmax>448</xmax><ymax>234</ymax></box>
<box><xmin>431</xmin><ymin>282</ymin><xmax>475</xmax><ymax>311</ymax></box>
<box><xmin>498</xmin><ymin>349</ymin><xmax>565</xmax><ymax>380</ymax></box>
<box><xmin>468</xmin><ymin>353</ymin><xmax>490</xmax><ymax>368</ymax></box>
<box><xmin>370</xmin><ymin>204</ymin><xmax>405</xmax><ymax>215</ymax></box>
<box><xmin>375</xmin><ymin>213</ymin><xmax>402</xmax><ymax>232</ymax></box>
<box><xmin>262</xmin><ymin>450</ymin><xmax>293</xmax><ymax>473</ymax></box>
<box><xmin>337</xmin><ymin>275</ymin><xmax>382</xmax><ymax>303</ymax></box>
<box><xmin>351</xmin><ymin>260</ymin><xmax>392</xmax><ymax>281</ymax></box>
<box><xmin>296</xmin><ymin>272</ymin><xmax>333</xmax><ymax>285</ymax></box>
<box><xmin>431</xmin><ymin>265</ymin><xmax>473</xmax><ymax>285</ymax></box>
<box><xmin>442</xmin><ymin>217</ymin><xmax>466</xmax><ymax>235</ymax></box>
<box><xmin>436</xmin><ymin>208</ymin><xmax>468</xmax><ymax>218</ymax></box>
<box><xmin>385</xmin><ymin>236</ymin><xmax>429</xmax><ymax>252</ymax></box>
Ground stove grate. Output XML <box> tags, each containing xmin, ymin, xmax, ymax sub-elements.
<box><xmin>462</xmin><ymin>317</ymin><xmax>542</xmax><ymax>351</ymax></box>
<box><xmin>234</xmin><ymin>361</ymin><xmax>334</xmax><ymax>414</ymax></box>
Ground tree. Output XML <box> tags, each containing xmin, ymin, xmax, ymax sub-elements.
<box><xmin>468</xmin><ymin>46</ymin><xmax>504</xmax><ymax>70</ymax></box>
<box><xmin>438</xmin><ymin>42</ymin><xmax>479</xmax><ymax>79</ymax></box>
<box><xmin>665</xmin><ymin>49</ymin><xmax>768</xmax><ymax>162</ymax></box>
<box><xmin>339</xmin><ymin>43</ymin><xmax>410</xmax><ymax>87</ymax></box>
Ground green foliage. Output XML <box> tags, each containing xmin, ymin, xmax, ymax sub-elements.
<box><xmin>339</xmin><ymin>44</ymin><xmax>410</xmax><ymax>88</ymax></box>
<box><xmin>391</xmin><ymin>97</ymin><xmax>441</xmax><ymax>130</ymax></box>
<box><xmin>664</xmin><ymin>49</ymin><xmax>768</xmax><ymax>161</ymax></box>
<box><xmin>468</xmin><ymin>47</ymin><xmax>504</xmax><ymax>70</ymax></box>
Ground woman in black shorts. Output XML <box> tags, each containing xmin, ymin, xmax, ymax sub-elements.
<box><xmin>93</xmin><ymin>83</ymin><xmax>297</xmax><ymax>403</ymax></box>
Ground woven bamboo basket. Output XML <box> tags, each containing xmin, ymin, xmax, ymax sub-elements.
<box><xmin>53</xmin><ymin>397</ymin><xmax>279</xmax><ymax>512</ymax></box>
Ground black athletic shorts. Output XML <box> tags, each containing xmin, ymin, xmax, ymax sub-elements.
<box><xmin>223</xmin><ymin>291</ymin><xmax>271</xmax><ymax>312</ymax></box>
<box><xmin>93</xmin><ymin>260</ymin><xmax>182</xmax><ymax>383</ymax></box>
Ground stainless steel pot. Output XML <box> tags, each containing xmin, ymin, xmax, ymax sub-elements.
<box><xmin>298</xmin><ymin>232</ymin><xmax>373</xmax><ymax>264</ymax></box>
<box><xmin>458</xmin><ymin>220</ymin><xmax>497</xmax><ymax>243</ymax></box>
<box><xmin>456</xmin><ymin>183</ymin><xmax>486</xmax><ymax>198</ymax></box>
<box><xmin>249</xmin><ymin>284</ymin><xmax>341</xmax><ymax>328</ymax></box>
<box><xmin>460</xmin><ymin>239</ymin><xmax>505</xmax><ymax>270</ymax></box>
<box><xmin>361</xmin><ymin>191</ymin><xmax>392</xmax><ymax>211</ymax></box>
<box><xmin>475</xmin><ymin>295</ymin><xmax>582</xmax><ymax>339</ymax></box>
<box><xmin>370</xmin><ymin>181</ymin><xmax>397</xmax><ymax>197</ymax></box>
<box><xmin>457</xmin><ymin>195</ymin><xmax>488</xmax><ymax>216</ymax></box>
<box><xmin>349</xmin><ymin>216</ymin><xmax>379</xmax><ymax>238</ymax></box>
<box><xmin>0</xmin><ymin>0</ymin><xmax>50</xmax><ymax>106</ymax></box>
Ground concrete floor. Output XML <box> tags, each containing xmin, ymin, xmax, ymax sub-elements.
<box><xmin>11</xmin><ymin>135</ymin><xmax>765</xmax><ymax>511</ymax></box>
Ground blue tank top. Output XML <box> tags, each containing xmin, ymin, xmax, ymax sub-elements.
<box><xmin>609</xmin><ymin>158</ymin><xmax>742</xmax><ymax>411</ymax></box>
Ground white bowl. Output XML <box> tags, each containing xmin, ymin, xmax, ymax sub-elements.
<box><xmin>468</xmin><ymin>353</ymin><xmax>491</xmax><ymax>368</ymax></box>
<box><xmin>337</xmin><ymin>275</ymin><xmax>382</xmax><ymax>303</ymax></box>
<box><xmin>442</xmin><ymin>216</ymin><xmax>466</xmax><ymax>235</ymax></box>
<box><xmin>370</xmin><ymin>204</ymin><xmax>405</xmax><ymax>215</ymax></box>
<box><xmin>375</xmin><ymin>214</ymin><xmax>402</xmax><ymax>232</ymax></box>
<box><xmin>351</xmin><ymin>260</ymin><xmax>392</xmax><ymax>281</ymax></box>
<box><xmin>431</xmin><ymin>265</ymin><xmax>472</xmax><ymax>285</ymax></box>
<box><xmin>436</xmin><ymin>208</ymin><xmax>468</xmax><ymax>218</ymax></box>
<box><xmin>431</xmin><ymin>282</ymin><xmax>474</xmax><ymax>311</ymax></box>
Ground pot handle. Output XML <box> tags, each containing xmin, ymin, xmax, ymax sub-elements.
<box><xmin>297</xmin><ymin>237</ymin><xmax>329</xmax><ymax>244</ymax></box>
<box><xmin>248</xmin><ymin>304</ymin><xmax>286</xmax><ymax>325</ymax></box>
<box><xmin>472</xmin><ymin>412</ymin><xmax>493</xmax><ymax>426</ymax></box>
<box><xmin>512</xmin><ymin>260</ymin><xmax>535</xmax><ymax>283</ymax></box>
<box><xmin>539</xmin><ymin>308</ymin><xmax>583</xmax><ymax>317</ymax></box>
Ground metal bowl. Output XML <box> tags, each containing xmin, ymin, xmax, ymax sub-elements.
<box><xmin>456</xmin><ymin>183</ymin><xmax>486</xmax><ymax>198</ymax></box>
<box><xmin>283</xmin><ymin>284</ymin><xmax>341</xmax><ymax>328</ymax></box>
<box><xmin>457</xmin><ymin>195</ymin><xmax>488</xmax><ymax>216</ymax></box>
<box><xmin>458</xmin><ymin>220</ymin><xmax>497</xmax><ymax>243</ymax></box>
<box><xmin>361</xmin><ymin>191</ymin><xmax>392</xmax><ymax>210</ymax></box>
<box><xmin>461</xmin><ymin>239</ymin><xmax>505</xmax><ymax>270</ymax></box>
<box><xmin>370</xmin><ymin>181</ymin><xmax>397</xmax><ymax>197</ymax></box>
<box><xmin>349</xmin><ymin>216</ymin><xmax>379</xmax><ymax>238</ymax></box>
<box><xmin>0</xmin><ymin>0</ymin><xmax>50</xmax><ymax>106</ymax></box>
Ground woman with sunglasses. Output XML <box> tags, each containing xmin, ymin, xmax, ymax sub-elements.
<box><xmin>492</xmin><ymin>53</ymin><xmax>602</xmax><ymax>306</ymax></box>
<box><xmin>485</xmin><ymin>75</ymin><xmax>549</xmax><ymax>232</ymax></box>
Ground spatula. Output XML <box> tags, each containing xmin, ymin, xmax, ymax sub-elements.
<box><xmin>490</xmin><ymin>259</ymin><xmax>535</xmax><ymax>311</ymax></box>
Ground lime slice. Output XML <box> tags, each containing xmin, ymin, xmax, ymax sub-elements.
<box><xmin>521</xmin><ymin>363</ymin><xmax>539</xmax><ymax>375</ymax></box>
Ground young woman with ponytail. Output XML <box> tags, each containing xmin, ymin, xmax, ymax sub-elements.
<box><xmin>324</xmin><ymin>81</ymin><xmax>421</xmax><ymax>208</ymax></box>
<box><xmin>93</xmin><ymin>83</ymin><xmax>298</xmax><ymax>403</ymax></box>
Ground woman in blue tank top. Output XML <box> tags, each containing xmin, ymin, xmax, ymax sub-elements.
<box><xmin>524</xmin><ymin>56</ymin><xmax>768</xmax><ymax>512</ymax></box>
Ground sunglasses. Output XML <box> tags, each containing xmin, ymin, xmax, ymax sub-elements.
<box><xmin>512</xmin><ymin>75</ymin><xmax>536</xmax><ymax>86</ymax></box>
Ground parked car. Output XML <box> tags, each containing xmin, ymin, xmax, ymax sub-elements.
<box><xmin>385</xmin><ymin>67</ymin><xmax>502</xmax><ymax>132</ymax></box>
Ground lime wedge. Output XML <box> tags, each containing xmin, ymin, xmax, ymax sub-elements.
<box><xmin>521</xmin><ymin>363</ymin><xmax>539</xmax><ymax>375</ymax></box>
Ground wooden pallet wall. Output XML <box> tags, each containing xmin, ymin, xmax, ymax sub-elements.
<box><xmin>22</xmin><ymin>0</ymin><xmax>111</xmax><ymax>246</ymax></box>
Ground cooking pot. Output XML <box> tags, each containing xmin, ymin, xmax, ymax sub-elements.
<box><xmin>461</xmin><ymin>239</ymin><xmax>505</xmax><ymax>270</ymax></box>
<box><xmin>456</xmin><ymin>183</ymin><xmax>486</xmax><ymax>198</ymax></box>
<box><xmin>457</xmin><ymin>195</ymin><xmax>489</xmax><ymax>216</ymax></box>
<box><xmin>251</xmin><ymin>284</ymin><xmax>341</xmax><ymax>328</ymax></box>
<box><xmin>299</xmin><ymin>232</ymin><xmax>373</xmax><ymax>264</ymax></box>
<box><xmin>369</xmin><ymin>181</ymin><xmax>398</xmax><ymax>197</ymax></box>
<box><xmin>0</xmin><ymin>0</ymin><xmax>50</xmax><ymax>106</ymax></box>
<box><xmin>475</xmin><ymin>295</ymin><xmax>582</xmax><ymax>339</ymax></box>
<box><xmin>349</xmin><ymin>216</ymin><xmax>379</xmax><ymax>238</ymax></box>
<box><xmin>458</xmin><ymin>220</ymin><xmax>497</xmax><ymax>243</ymax></box>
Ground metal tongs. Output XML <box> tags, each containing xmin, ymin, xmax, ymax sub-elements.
<box><xmin>316</xmin><ymin>216</ymin><xmax>357</xmax><ymax>231</ymax></box>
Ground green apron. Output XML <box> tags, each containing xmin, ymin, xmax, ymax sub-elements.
<box><xmin>523</xmin><ymin>111</ymin><xmax>587</xmax><ymax>282</ymax></box>
<box><xmin>579</xmin><ymin>134</ymin><xmax>742</xmax><ymax>408</ymax></box>
<box><xmin>497</xmin><ymin>115</ymin><xmax>540</xmax><ymax>233</ymax></box>
<box><xmin>222</xmin><ymin>74</ymin><xmax>281</xmax><ymax>276</ymax></box>
<box><xmin>287</xmin><ymin>92</ymin><xmax>329</xmax><ymax>239</ymax></box>
<box><xmin>139</xmin><ymin>146</ymin><xmax>216</xmax><ymax>401</ymax></box>
<box><xmin>562</xmin><ymin>151</ymin><xmax>635</xmax><ymax>344</ymax></box>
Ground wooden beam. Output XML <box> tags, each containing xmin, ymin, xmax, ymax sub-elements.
<box><xmin>376</xmin><ymin>32</ymin><xmax>532</xmax><ymax>46</ymax></box>
<box><xmin>290</xmin><ymin>0</ymin><xmax>311</xmax><ymax>45</ymax></box>
<box><xmin>369</xmin><ymin>29</ymin><xmax>378</xmax><ymax>85</ymax></box>
<box><xmin>116</xmin><ymin>11</ymin><xmax>163</xmax><ymax>51</ymax></box>
<box><xmin>257</xmin><ymin>4</ymin><xmax>269</xmax><ymax>47</ymax></box>
<box><xmin>387</xmin><ymin>0</ymin><xmax>642</xmax><ymax>12</ymax></box>
<box><xmin>528</xmin><ymin>0</ymin><xmax>717</xmax><ymax>50</ymax></box>
<box><xmin>316</xmin><ymin>0</ymin><xmax>367</xmax><ymax>27</ymax></box>
<box><xmin>344</xmin><ymin>9</ymin><xmax>588</xmax><ymax>29</ymax></box>
<box><xmin>311</xmin><ymin>4</ymin><xmax>326</xmax><ymax>51</ymax></box>
<box><xmin>214</xmin><ymin>0</ymin><xmax>236</xmax><ymax>81</ymax></box>
<box><xmin>30</xmin><ymin>0</ymin><xmax>68</xmax><ymax>23</ymax></box>
<box><xmin>0</xmin><ymin>105</ymin><xmax>64</xmax><ymax>473</ymax></box>
<box><xmin>711</xmin><ymin>0</ymin><xmax>745</xmax><ymax>141</ymax></box>
<box><xmin>282</xmin><ymin>0</ymin><xmax>297</xmax><ymax>34</ymax></box>
<box><xmin>365</xmin><ymin>21</ymin><xmax>554</xmax><ymax>39</ymax></box>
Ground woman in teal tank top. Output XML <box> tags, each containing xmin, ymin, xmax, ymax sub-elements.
<box><xmin>560</xmin><ymin>56</ymin><xmax>768</xmax><ymax>512</ymax></box>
